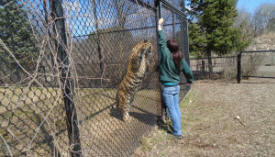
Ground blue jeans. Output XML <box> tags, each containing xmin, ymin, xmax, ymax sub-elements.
<box><xmin>161</xmin><ymin>85</ymin><xmax>182</xmax><ymax>136</ymax></box>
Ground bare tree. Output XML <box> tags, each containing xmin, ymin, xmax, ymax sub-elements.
<box><xmin>252</xmin><ymin>3</ymin><xmax>275</xmax><ymax>36</ymax></box>
<box><xmin>235</xmin><ymin>10</ymin><xmax>253</xmax><ymax>47</ymax></box>
<box><xmin>113</xmin><ymin>0</ymin><xmax>138</xmax><ymax>28</ymax></box>
<box><xmin>267</xmin><ymin>17</ymin><xmax>275</xmax><ymax>32</ymax></box>
<box><xmin>112</xmin><ymin>0</ymin><xmax>138</xmax><ymax>80</ymax></box>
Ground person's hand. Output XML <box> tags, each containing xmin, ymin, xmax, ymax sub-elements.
<box><xmin>158</xmin><ymin>18</ymin><xmax>164</xmax><ymax>25</ymax></box>
<box><xmin>158</xmin><ymin>18</ymin><xmax>164</xmax><ymax>31</ymax></box>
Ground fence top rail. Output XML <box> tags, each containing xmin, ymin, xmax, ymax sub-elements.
<box><xmin>129</xmin><ymin>0</ymin><xmax>187</xmax><ymax>19</ymax></box>
<box><xmin>190</xmin><ymin>55</ymin><xmax>237</xmax><ymax>60</ymax></box>
<box><xmin>72</xmin><ymin>22</ymin><xmax>183</xmax><ymax>38</ymax></box>
<box><xmin>242</xmin><ymin>76</ymin><xmax>275</xmax><ymax>79</ymax></box>
<box><xmin>129</xmin><ymin>0</ymin><xmax>156</xmax><ymax>11</ymax></box>
<box><xmin>241</xmin><ymin>50</ymin><xmax>275</xmax><ymax>53</ymax></box>
<box><xmin>159</xmin><ymin>0</ymin><xmax>187</xmax><ymax>19</ymax></box>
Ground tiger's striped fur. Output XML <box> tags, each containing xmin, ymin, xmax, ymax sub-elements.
<box><xmin>116</xmin><ymin>40</ymin><xmax>154</xmax><ymax>122</ymax></box>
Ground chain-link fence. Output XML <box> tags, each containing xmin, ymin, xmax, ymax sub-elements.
<box><xmin>237</xmin><ymin>50</ymin><xmax>275</xmax><ymax>83</ymax></box>
<box><xmin>0</xmin><ymin>0</ymin><xmax>189</xmax><ymax>156</ymax></box>
<box><xmin>190</xmin><ymin>56</ymin><xmax>237</xmax><ymax>79</ymax></box>
<box><xmin>188</xmin><ymin>49</ymin><xmax>275</xmax><ymax>81</ymax></box>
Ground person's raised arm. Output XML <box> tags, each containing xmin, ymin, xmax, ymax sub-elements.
<box><xmin>157</xmin><ymin>18</ymin><xmax>168</xmax><ymax>58</ymax></box>
<box><xmin>157</xmin><ymin>18</ymin><xmax>166</xmax><ymax>47</ymax></box>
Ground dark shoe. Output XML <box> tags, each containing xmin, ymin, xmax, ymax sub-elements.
<box><xmin>173</xmin><ymin>134</ymin><xmax>183</xmax><ymax>140</ymax></box>
<box><xmin>168</xmin><ymin>133</ymin><xmax>183</xmax><ymax>140</ymax></box>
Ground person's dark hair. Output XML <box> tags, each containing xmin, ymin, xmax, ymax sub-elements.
<box><xmin>167</xmin><ymin>39</ymin><xmax>183</xmax><ymax>73</ymax></box>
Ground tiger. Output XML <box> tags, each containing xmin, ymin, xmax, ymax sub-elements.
<box><xmin>115</xmin><ymin>40</ymin><xmax>154</xmax><ymax>122</ymax></box>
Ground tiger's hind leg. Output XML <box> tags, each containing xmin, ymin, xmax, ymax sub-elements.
<box><xmin>116</xmin><ymin>93</ymin><xmax>130</xmax><ymax>122</ymax></box>
<box><xmin>122</xmin><ymin>95</ymin><xmax>135</xmax><ymax>122</ymax></box>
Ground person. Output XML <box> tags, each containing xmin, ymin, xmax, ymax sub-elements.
<box><xmin>157</xmin><ymin>18</ymin><xmax>194</xmax><ymax>139</ymax></box>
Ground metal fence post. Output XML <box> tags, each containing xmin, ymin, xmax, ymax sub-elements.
<box><xmin>155</xmin><ymin>0</ymin><xmax>161</xmax><ymax>56</ymax></box>
<box><xmin>237</xmin><ymin>52</ymin><xmax>242</xmax><ymax>83</ymax></box>
<box><xmin>184</xmin><ymin>19</ymin><xmax>190</xmax><ymax>65</ymax></box>
<box><xmin>50</xmin><ymin>0</ymin><xmax>82</xmax><ymax>156</ymax></box>
<box><xmin>172</xmin><ymin>12</ymin><xmax>175</xmax><ymax>38</ymax></box>
<box><xmin>179</xmin><ymin>15</ymin><xmax>190</xmax><ymax>65</ymax></box>
<box><xmin>92</xmin><ymin>0</ymin><xmax>104</xmax><ymax>78</ymax></box>
<box><xmin>155</xmin><ymin>0</ymin><xmax>167</xmax><ymax>123</ymax></box>
<box><xmin>202</xmin><ymin>60</ymin><xmax>205</xmax><ymax>74</ymax></box>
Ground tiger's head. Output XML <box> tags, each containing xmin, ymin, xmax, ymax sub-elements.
<box><xmin>129</xmin><ymin>40</ymin><xmax>154</xmax><ymax>73</ymax></box>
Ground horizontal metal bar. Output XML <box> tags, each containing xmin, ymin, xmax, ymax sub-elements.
<box><xmin>190</xmin><ymin>56</ymin><xmax>237</xmax><ymax>60</ymax></box>
<box><xmin>72</xmin><ymin>22</ymin><xmax>183</xmax><ymax>38</ymax></box>
<box><xmin>160</xmin><ymin>0</ymin><xmax>187</xmax><ymax>19</ymax></box>
<box><xmin>129</xmin><ymin>0</ymin><xmax>156</xmax><ymax>11</ymax></box>
<box><xmin>243</xmin><ymin>76</ymin><xmax>275</xmax><ymax>79</ymax></box>
<box><xmin>241</xmin><ymin>50</ymin><xmax>275</xmax><ymax>53</ymax></box>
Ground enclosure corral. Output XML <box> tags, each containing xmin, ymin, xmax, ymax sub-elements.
<box><xmin>0</xmin><ymin>0</ymin><xmax>190</xmax><ymax>156</ymax></box>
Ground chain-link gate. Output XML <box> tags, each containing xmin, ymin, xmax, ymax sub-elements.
<box><xmin>237</xmin><ymin>50</ymin><xmax>275</xmax><ymax>83</ymax></box>
<box><xmin>0</xmin><ymin>0</ymin><xmax>189</xmax><ymax>156</ymax></box>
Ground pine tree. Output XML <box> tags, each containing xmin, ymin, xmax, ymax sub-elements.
<box><xmin>201</xmin><ymin>0</ymin><xmax>238</xmax><ymax>75</ymax></box>
<box><xmin>188</xmin><ymin>23</ymin><xmax>207</xmax><ymax>57</ymax></box>
<box><xmin>187</xmin><ymin>0</ymin><xmax>242</xmax><ymax>76</ymax></box>
<box><xmin>0</xmin><ymin>0</ymin><xmax>38</xmax><ymax>72</ymax></box>
<box><xmin>201</xmin><ymin>0</ymin><xmax>238</xmax><ymax>54</ymax></box>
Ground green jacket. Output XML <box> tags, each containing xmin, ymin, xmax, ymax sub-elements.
<box><xmin>158</xmin><ymin>30</ymin><xmax>194</xmax><ymax>85</ymax></box>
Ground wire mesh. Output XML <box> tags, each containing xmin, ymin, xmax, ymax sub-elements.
<box><xmin>241</xmin><ymin>50</ymin><xmax>275</xmax><ymax>78</ymax></box>
<box><xmin>0</xmin><ymin>0</ymin><xmax>189</xmax><ymax>156</ymax></box>
<box><xmin>190</xmin><ymin>56</ymin><xmax>237</xmax><ymax>79</ymax></box>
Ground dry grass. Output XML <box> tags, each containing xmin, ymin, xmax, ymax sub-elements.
<box><xmin>247</xmin><ymin>32</ymin><xmax>275</xmax><ymax>50</ymax></box>
<box><xmin>0</xmin><ymin>87</ymin><xmax>160</xmax><ymax>156</ymax></box>
<box><xmin>133</xmin><ymin>79</ymin><xmax>275</xmax><ymax>157</ymax></box>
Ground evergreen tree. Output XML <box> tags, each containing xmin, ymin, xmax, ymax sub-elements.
<box><xmin>200</xmin><ymin>0</ymin><xmax>238</xmax><ymax>55</ymax></box>
<box><xmin>0</xmin><ymin>0</ymin><xmax>38</xmax><ymax>72</ymax></box>
<box><xmin>187</xmin><ymin>0</ymin><xmax>242</xmax><ymax>76</ymax></box>
<box><xmin>188</xmin><ymin>23</ymin><xmax>206</xmax><ymax>57</ymax></box>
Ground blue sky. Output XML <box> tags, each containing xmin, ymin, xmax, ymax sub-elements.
<box><xmin>237</xmin><ymin>0</ymin><xmax>275</xmax><ymax>14</ymax></box>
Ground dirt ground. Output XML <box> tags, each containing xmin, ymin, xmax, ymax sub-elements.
<box><xmin>132</xmin><ymin>78</ymin><xmax>275</xmax><ymax>157</ymax></box>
